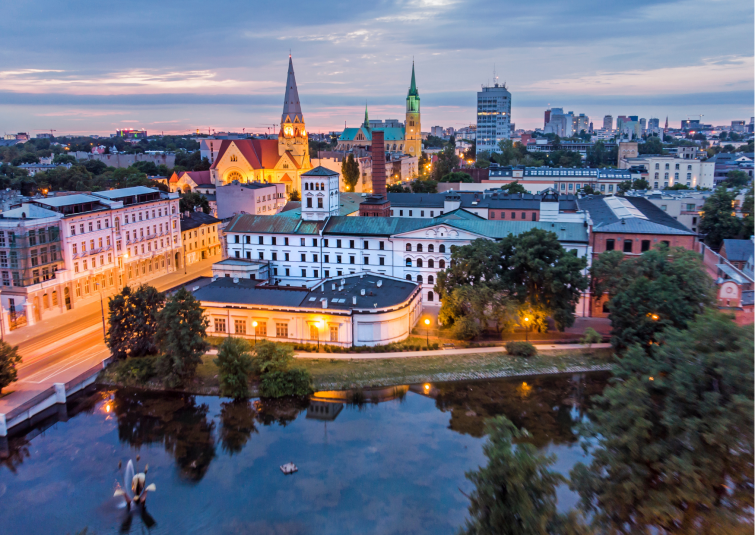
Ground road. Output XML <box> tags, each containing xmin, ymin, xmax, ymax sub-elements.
<box><xmin>0</xmin><ymin>258</ymin><xmax>216</xmax><ymax>418</ymax></box>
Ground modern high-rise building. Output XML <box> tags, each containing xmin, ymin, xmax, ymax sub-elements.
<box><xmin>603</xmin><ymin>115</ymin><xmax>613</xmax><ymax>131</ymax></box>
<box><xmin>476</xmin><ymin>82</ymin><xmax>511</xmax><ymax>155</ymax></box>
<box><xmin>574</xmin><ymin>114</ymin><xmax>589</xmax><ymax>135</ymax></box>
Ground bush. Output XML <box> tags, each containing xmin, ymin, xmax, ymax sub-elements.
<box><xmin>214</xmin><ymin>337</ymin><xmax>253</xmax><ymax>399</ymax></box>
<box><xmin>114</xmin><ymin>355</ymin><xmax>158</xmax><ymax>384</ymax></box>
<box><xmin>252</xmin><ymin>340</ymin><xmax>294</xmax><ymax>374</ymax></box>
<box><xmin>452</xmin><ymin>317</ymin><xmax>482</xmax><ymax>341</ymax></box>
<box><xmin>580</xmin><ymin>327</ymin><xmax>602</xmax><ymax>351</ymax></box>
<box><xmin>259</xmin><ymin>368</ymin><xmax>313</xmax><ymax>398</ymax></box>
<box><xmin>506</xmin><ymin>341</ymin><xmax>537</xmax><ymax>358</ymax></box>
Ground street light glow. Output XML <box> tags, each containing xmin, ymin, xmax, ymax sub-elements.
<box><xmin>424</xmin><ymin>318</ymin><xmax>430</xmax><ymax>326</ymax></box>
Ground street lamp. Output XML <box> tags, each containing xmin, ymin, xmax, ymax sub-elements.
<box><xmin>316</xmin><ymin>320</ymin><xmax>324</xmax><ymax>352</ymax></box>
<box><xmin>252</xmin><ymin>321</ymin><xmax>258</xmax><ymax>345</ymax></box>
<box><xmin>424</xmin><ymin>318</ymin><xmax>430</xmax><ymax>348</ymax></box>
<box><xmin>95</xmin><ymin>279</ymin><xmax>106</xmax><ymax>339</ymax></box>
<box><xmin>524</xmin><ymin>317</ymin><xmax>529</xmax><ymax>342</ymax></box>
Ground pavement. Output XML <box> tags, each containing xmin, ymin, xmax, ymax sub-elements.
<box><xmin>0</xmin><ymin>258</ymin><xmax>215</xmax><ymax>417</ymax></box>
<box><xmin>292</xmin><ymin>342</ymin><xmax>613</xmax><ymax>360</ymax></box>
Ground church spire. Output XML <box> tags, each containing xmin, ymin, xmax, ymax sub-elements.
<box><xmin>408</xmin><ymin>61</ymin><xmax>419</xmax><ymax>97</ymax></box>
<box><xmin>281</xmin><ymin>55</ymin><xmax>303</xmax><ymax>124</ymax></box>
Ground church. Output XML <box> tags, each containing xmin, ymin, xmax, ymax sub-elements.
<box><xmin>207</xmin><ymin>56</ymin><xmax>312</xmax><ymax>194</ymax></box>
<box><xmin>335</xmin><ymin>63</ymin><xmax>422</xmax><ymax>156</ymax></box>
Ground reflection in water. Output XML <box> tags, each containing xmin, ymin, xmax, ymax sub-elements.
<box><xmin>219</xmin><ymin>401</ymin><xmax>258</xmax><ymax>455</ymax></box>
<box><xmin>0</xmin><ymin>373</ymin><xmax>612</xmax><ymax>535</ymax></box>
<box><xmin>113</xmin><ymin>389</ymin><xmax>217</xmax><ymax>481</ymax></box>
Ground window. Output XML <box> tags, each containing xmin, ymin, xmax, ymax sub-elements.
<box><xmin>301</xmin><ymin>269</ymin><xmax>307</xmax><ymax>277</ymax></box>
<box><xmin>337</xmin><ymin>239</ymin><xmax>342</xmax><ymax>248</ymax></box>
<box><xmin>491</xmin><ymin>212</ymin><xmax>496</xmax><ymax>219</ymax></box>
<box><xmin>420</xmin><ymin>211</ymin><xmax>424</xmax><ymax>217</ymax></box>
<box><xmin>379</xmin><ymin>241</ymin><xmax>384</xmax><ymax>250</ymax></box>
<box><xmin>439</xmin><ymin>245</ymin><xmax>445</xmax><ymax>253</ymax></box>
<box><xmin>336</xmin><ymin>255</ymin><xmax>342</xmax><ymax>263</ymax></box>
<box><xmin>363</xmin><ymin>240</ymin><xmax>369</xmax><ymax>249</ymax></box>
<box><xmin>313</xmin><ymin>239</ymin><xmax>317</xmax><ymax>247</ymax></box>
<box><xmin>301</xmin><ymin>253</ymin><xmax>306</xmax><ymax>262</ymax></box>
<box><xmin>406</xmin><ymin>274</ymin><xmax>412</xmax><ymax>281</ymax></box>
<box><xmin>428</xmin><ymin>275</ymin><xmax>434</xmax><ymax>284</ymax></box>
<box><xmin>439</xmin><ymin>259</ymin><xmax>446</xmax><ymax>269</ymax></box>
<box><xmin>427</xmin><ymin>291</ymin><xmax>434</xmax><ymax>302</ymax></box>
<box><xmin>641</xmin><ymin>240</ymin><xmax>650</xmax><ymax>252</ymax></box>
<box><xmin>215</xmin><ymin>318</ymin><xmax>226</xmax><ymax>333</ymax></box>
<box><xmin>623</xmin><ymin>240</ymin><xmax>633</xmax><ymax>253</ymax></box>
<box><xmin>364</xmin><ymin>257</ymin><xmax>369</xmax><ymax>265</ymax></box>
<box><xmin>259</xmin><ymin>252</ymin><xmax>264</xmax><ymax>260</ymax></box>
<box><xmin>428</xmin><ymin>244</ymin><xmax>434</xmax><ymax>253</ymax></box>
<box><xmin>409</xmin><ymin>210</ymin><xmax>413</xmax><ymax>216</ymax></box>
<box><xmin>276</xmin><ymin>323</ymin><xmax>288</xmax><ymax>338</ymax></box>
<box><xmin>606</xmin><ymin>239</ymin><xmax>615</xmax><ymax>251</ymax></box>
<box><xmin>255</xmin><ymin>322</ymin><xmax>266</xmax><ymax>336</ymax></box>
<box><xmin>349</xmin><ymin>240</ymin><xmax>355</xmax><ymax>249</ymax></box>
<box><xmin>349</xmin><ymin>256</ymin><xmax>355</xmax><ymax>264</ymax></box>
<box><xmin>285</xmin><ymin>237</ymin><xmax>290</xmax><ymax>246</ymax></box>
<box><xmin>234</xmin><ymin>320</ymin><xmax>246</xmax><ymax>335</ymax></box>
<box><xmin>532</xmin><ymin>213</ymin><xmax>537</xmax><ymax>221</ymax></box>
<box><xmin>416</xmin><ymin>244</ymin><xmax>423</xmax><ymax>252</ymax></box>
<box><xmin>309</xmin><ymin>324</ymin><xmax>319</xmax><ymax>340</ymax></box>
<box><xmin>416</xmin><ymin>259</ymin><xmax>423</xmax><ymax>268</ymax></box>
<box><xmin>329</xmin><ymin>325</ymin><xmax>338</xmax><ymax>342</ymax></box>
<box><xmin>417</xmin><ymin>275</ymin><xmax>423</xmax><ymax>283</ymax></box>
<box><xmin>406</xmin><ymin>243</ymin><xmax>411</xmax><ymax>252</ymax></box>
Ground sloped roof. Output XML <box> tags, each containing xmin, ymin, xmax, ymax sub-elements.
<box><xmin>224</xmin><ymin>214</ymin><xmax>325</xmax><ymax>234</ymax></box>
<box><xmin>180</xmin><ymin>211</ymin><xmax>221</xmax><ymax>232</ymax></box>
<box><xmin>339</xmin><ymin>126</ymin><xmax>406</xmax><ymax>142</ymax></box>
<box><xmin>434</xmin><ymin>208</ymin><xmax>485</xmax><ymax>221</ymax></box>
<box><xmin>303</xmin><ymin>166</ymin><xmax>339</xmax><ymax>177</ymax></box>
<box><xmin>444</xmin><ymin>220</ymin><xmax>589</xmax><ymax>242</ymax></box>
<box><xmin>180</xmin><ymin>170</ymin><xmax>213</xmax><ymax>185</ymax></box>
<box><xmin>277</xmin><ymin>193</ymin><xmax>362</xmax><ymax>218</ymax></box>
<box><xmin>281</xmin><ymin>55</ymin><xmax>303</xmax><ymax>124</ymax></box>
<box><xmin>210</xmin><ymin>139</ymin><xmax>280</xmax><ymax>170</ymax></box>
<box><xmin>578</xmin><ymin>195</ymin><xmax>695</xmax><ymax>235</ymax></box>
<box><xmin>387</xmin><ymin>192</ymin><xmax>445</xmax><ymax>207</ymax></box>
<box><xmin>722</xmin><ymin>239</ymin><xmax>755</xmax><ymax>262</ymax></box>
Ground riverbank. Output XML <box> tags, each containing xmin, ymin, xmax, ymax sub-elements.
<box><xmin>97</xmin><ymin>347</ymin><xmax>614</xmax><ymax>396</ymax></box>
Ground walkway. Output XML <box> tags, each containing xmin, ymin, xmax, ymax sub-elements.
<box><xmin>293</xmin><ymin>342</ymin><xmax>613</xmax><ymax>360</ymax></box>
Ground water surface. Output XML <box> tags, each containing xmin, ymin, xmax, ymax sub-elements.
<box><xmin>0</xmin><ymin>373</ymin><xmax>609</xmax><ymax>534</ymax></box>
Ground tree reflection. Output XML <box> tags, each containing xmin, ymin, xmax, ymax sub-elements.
<box><xmin>433</xmin><ymin>373</ymin><xmax>610</xmax><ymax>447</ymax></box>
<box><xmin>253</xmin><ymin>397</ymin><xmax>309</xmax><ymax>427</ymax></box>
<box><xmin>113</xmin><ymin>389</ymin><xmax>216</xmax><ymax>481</ymax></box>
<box><xmin>219</xmin><ymin>401</ymin><xmax>258</xmax><ymax>455</ymax></box>
<box><xmin>0</xmin><ymin>435</ymin><xmax>30</xmax><ymax>474</ymax></box>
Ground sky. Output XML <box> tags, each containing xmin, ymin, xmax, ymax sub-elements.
<box><xmin>0</xmin><ymin>0</ymin><xmax>753</xmax><ymax>136</ymax></box>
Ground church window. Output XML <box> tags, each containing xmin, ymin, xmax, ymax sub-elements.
<box><xmin>226</xmin><ymin>171</ymin><xmax>243</xmax><ymax>183</ymax></box>
<box><xmin>230</xmin><ymin>154</ymin><xmax>238</xmax><ymax>162</ymax></box>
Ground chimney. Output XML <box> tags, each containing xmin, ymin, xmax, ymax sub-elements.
<box><xmin>372</xmin><ymin>130</ymin><xmax>386</xmax><ymax>197</ymax></box>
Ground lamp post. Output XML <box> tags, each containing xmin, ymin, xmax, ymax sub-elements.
<box><xmin>524</xmin><ymin>317</ymin><xmax>529</xmax><ymax>342</ymax></box>
<box><xmin>424</xmin><ymin>318</ymin><xmax>430</xmax><ymax>348</ymax></box>
<box><xmin>316</xmin><ymin>320</ymin><xmax>323</xmax><ymax>352</ymax></box>
<box><xmin>95</xmin><ymin>279</ymin><xmax>106</xmax><ymax>340</ymax></box>
<box><xmin>252</xmin><ymin>321</ymin><xmax>258</xmax><ymax>345</ymax></box>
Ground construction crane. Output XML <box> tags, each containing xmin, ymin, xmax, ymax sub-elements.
<box><xmin>34</xmin><ymin>129</ymin><xmax>56</xmax><ymax>138</ymax></box>
<box><xmin>256</xmin><ymin>124</ymin><xmax>279</xmax><ymax>137</ymax></box>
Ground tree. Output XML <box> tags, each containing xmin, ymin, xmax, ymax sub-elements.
<box><xmin>387</xmin><ymin>183</ymin><xmax>410</xmax><ymax>193</ymax></box>
<box><xmin>179</xmin><ymin>192</ymin><xmax>210</xmax><ymax>214</ymax></box>
<box><xmin>251</xmin><ymin>340</ymin><xmax>294</xmax><ymax>374</ymax></box>
<box><xmin>106</xmin><ymin>285</ymin><xmax>165</xmax><ymax>359</ymax></box>
<box><xmin>741</xmin><ymin>186</ymin><xmax>753</xmax><ymax>239</ymax></box>
<box><xmin>571</xmin><ymin>310</ymin><xmax>754</xmax><ymax>534</ymax></box>
<box><xmin>499</xmin><ymin>181</ymin><xmax>528</xmax><ymax>194</ymax></box>
<box><xmin>436</xmin><ymin>230</ymin><xmax>588</xmax><ymax>332</ymax></box>
<box><xmin>581</xmin><ymin>185</ymin><xmax>600</xmax><ymax>195</ymax></box>
<box><xmin>410</xmin><ymin>179</ymin><xmax>438</xmax><ymax>193</ymax></box>
<box><xmin>219</xmin><ymin>400</ymin><xmax>258</xmax><ymax>454</ymax></box>
<box><xmin>418</xmin><ymin>152</ymin><xmax>431</xmax><ymax>178</ymax></box>
<box><xmin>579</xmin><ymin>327</ymin><xmax>602</xmax><ymax>354</ymax></box>
<box><xmin>430</xmin><ymin>146</ymin><xmax>459</xmax><ymax>182</ymax></box>
<box><xmin>214</xmin><ymin>337</ymin><xmax>254</xmax><ymax>399</ymax></box>
<box><xmin>0</xmin><ymin>341</ymin><xmax>22</xmax><ymax>394</ymax></box>
<box><xmin>699</xmin><ymin>187</ymin><xmax>743</xmax><ymax>249</ymax></box>
<box><xmin>590</xmin><ymin>246</ymin><xmax>715</xmax><ymax>352</ymax></box>
<box><xmin>724</xmin><ymin>170</ymin><xmax>751</xmax><ymax>188</ymax></box>
<box><xmin>288</xmin><ymin>189</ymin><xmax>300</xmax><ymax>201</ymax></box>
<box><xmin>440</xmin><ymin>171</ymin><xmax>473</xmax><ymax>183</ymax></box>
<box><xmin>633</xmin><ymin>178</ymin><xmax>650</xmax><ymax>190</ymax></box>
<box><xmin>461</xmin><ymin>416</ymin><xmax>588</xmax><ymax>535</ymax></box>
<box><xmin>668</xmin><ymin>183</ymin><xmax>691</xmax><ymax>190</ymax></box>
<box><xmin>155</xmin><ymin>288</ymin><xmax>209</xmax><ymax>387</ymax></box>
<box><xmin>341</xmin><ymin>153</ymin><xmax>360</xmax><ymax>191</ymax></box>
<box><xmin>638</xmin><ymin>136</ymin><xmax>665</xmax><ymax>155</ymax></box>
<box><xmin>617</xmin><ymin>180</ymin><xmax>633</xmax><ymax>195</ymax></box>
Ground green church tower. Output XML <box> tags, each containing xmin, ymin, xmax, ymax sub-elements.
<box><xmin>405</xmin><ymin>62</ymin><xmax>421</xmax><ymax>156</ymax></box>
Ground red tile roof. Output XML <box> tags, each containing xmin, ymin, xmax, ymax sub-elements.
<box><xmin>179</xmin><ymin>170</ymin><xmax>213</xmax><ymax>185</ymax></box>
<box><xmin>209</xmin><ymin>139</ymin><xmax>281</xmax><ymax>171</ymax></box>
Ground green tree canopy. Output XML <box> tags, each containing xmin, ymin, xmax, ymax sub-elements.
<box><xmin>155</xmin><ymin>288</ymin><xmax>209</xmax><ymax>387</ymax></box>
<box><xmin>214</xmin><ymin>337</ymin><xmax>254</xmax><ymax>400</ymax></box>
<box><xmin>498</xmin><ymin>181</ymin><xmax>528</xmax><ymax>194</ymax></box>
<box><xmin>724</xmin><ymin>170</ymin><xmax>751</xmax><ymax>188</ymax></box>
<box><xmin>590</xmin><ymin>246</ymin><xmax>715</xmax><ymax>351</ymax></box>
<box><xmin>440</xmin><ymin>171</ymin><xmax>473</xmax><ymax>183</ymax></box>
<box><xmin>341</xmin><ymin>153</ymin><xmax>360</xmax><ymax>191</ymax></box>
<box><xmin>571</xmin><ymin>310</ymin><xmax>754</xmax><ymax>534</ymax></box>
<box><xmin>0</xmin><ymin>341</ymin><xmax>22</xmax><ymax>394</ymax></box>
<box><xmin>179</xmin><ymin>191</ymin><xmax>210</xmax><ymax>214</ymax></box>
<box><xmin>699</xmin><ymin>186</ymin><xmax>744</xmax><ymax>249</ymax></box>
<box><xmin>436</xmin><ymin>230</ymin><xmax>588</xmax><ymax>331</ymax></box>
<box><xmin>638</xmin><ymin>136</ymin><xmax>665</xmax><ymax>155</ymax></box>
<box><xmin>430</xmin><ymin>146</ymin><xmax>460</xmax><ymax>182</ymax></box>
<box><xmin>410</xmin><ymin>179</ymin><xmax>438</xmax><ymax>193</ymax></box>
<box><xmin>106</xmin><ymin>285</ymin><xmax>165</xmax><ymax>359</ymax></box>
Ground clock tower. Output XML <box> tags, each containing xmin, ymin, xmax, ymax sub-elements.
<box><xmin>405</xmin><ymin>62</ymin><xmax>422</xmax><ymax>156</ymax></box>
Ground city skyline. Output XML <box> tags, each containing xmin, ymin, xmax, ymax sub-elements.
<box><xmin>0</xmin><ymin>0</ymin><xmax>753</xmax><ymax>135</ymax></box>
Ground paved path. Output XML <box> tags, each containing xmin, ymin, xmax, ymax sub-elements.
<box><xmin>292</xmin><ymin>342</ymin><xmax>613</xmax><ymax>360</ymax></box>
<box><xmin>0</xmin><ymin>258</ymin><xmax>216</xmax><ymax>418</ymax></box>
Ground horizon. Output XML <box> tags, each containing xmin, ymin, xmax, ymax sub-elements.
<box><xmin>1</xmin><ymin>1</ymin><xmax>753</xmax><ymax>136</ymax></box>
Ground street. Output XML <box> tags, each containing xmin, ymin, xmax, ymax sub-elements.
<box><xmin>0</xmin><ymin>258</ymin><xmax>216</xmax><ymax>417</ymax></box>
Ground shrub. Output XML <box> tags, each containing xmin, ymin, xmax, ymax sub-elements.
<box><xmin>259</xmin><ymin>368</ymin><xmax>313</xmax><ymax>398</ymax></box>
<box><xmin>580</xmin><ymin>327</ymin><xmax>603</xmax><ymax>353</ymax></box>
<box><xmin>506</xmin><ymin>341</ymin><xmax>537</xmax><ymax>358</ymax></box>
<box><xmin>114</xmin><ymin>355</ymin><xmax>158</xmax><ymax>384</ymax></box>
<box><xmin>214</xmin><ymin>337</ymin><xmax>253</xmax><ymax>399</ymax></box>
<box><xmin>252</xmin><ymin>340</ymin><xmax>294</xmax><ymax>374</ymax></box>
<box><xmin>0</xmin><ymin>340</ymin><xmax>22</xmax><ymax>394</ymax></box>
<box><xmin>430</xmin><ymin>342</ymin><xmax>440</xmax><ymax>350</ymax></box>
<box><xmin>452</xmin><ymin>317</ymin><xmax>482</xmax><ymax>341</ymax></box>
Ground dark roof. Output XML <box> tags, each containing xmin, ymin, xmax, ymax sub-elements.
<box><xmin>387</xmin><ymin>193</ymin><xmax>445</xmax><ymax>207</ymax></box>
<box><xmin>180</xmin><ymin>211</ymin><xmax>221</xmax><ymax>232</ymax></box>
<box><xmin>302</xmin><ymin>165</ymin><xmax>339</xmax><ymax>177</ymax></box>
<box><xmin>460</xmin><ymin>195</ymin><xmax>540</xmax><ymax>210</ymax></box>
<box><xmin>193</xmin><ymin>273</ymin><xmax>418</xmax><ymax>311</ymax></box>
<box><xmin>434</xmin><ymin>208</ymin><xmax>485</xmax><ymax>221</ymax></box>
<box><xmin>323</xmin><ymin>216</ymin><xmax>431</xmax><ymax>237</ymax></box>
<box><xmin>578</xmin><ymin>195</ymin><xmax>695</xmax><ymax>235</ymax></box>
<box><xmin>225</xmin><ymin>214</ymin><xmax>326</xmax><ymax>234</ymax></box>
<box><xmin>722</xmin><ymin>239</ymin><xmax>754</xmax><ymax>262</ymax></box>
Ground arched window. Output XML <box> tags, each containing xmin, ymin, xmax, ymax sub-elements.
<box><xmin>406</xmin><ymin>274</ymin><xmax>412</xmax><ymax>281</ymax></box>
<box><xmin>427</xmin><ymin>291</ymin><xmax>434</xmax><ymax>302</ymax></box>
<box><xmin>405</xmin><ymin>243</ymin><xmax>412</xmax><ymax>252</ymax></box>
<box><xmin>416</xmin><ymin>259</ymin><xmax>423</xmax><ymax>268</ymax></box>
<box><xmin>417</xmin><ymin>275</ymin><xmax>423</xmax><ymax>283</ymax></box>
<box><xmin>428</xmin><ymin>259</ymin><xmax>434</xmax><ymax>268</ymax></box>
<box><xmin>406</xmin><ymin>258</ymin><xmax>412</xmax><ymax>267</ymax></box>
<box><xmin>305</xmin><ymin>182</ymin><xmax>309</xmax><ymax>190</ymax></box>
<box><xmin>428</xmin><ymin>244</ymin><xmax>434</xmax><ymax>252</ymax></box>
<box><xmin>416</xmin><ymin>244</ymin><xmax>423</xmax><ymax>252</ymax></box>
<box><xmin>439</xmin><ymin>260</ymin><xmax>446</xmax><ymax>269</ymax></box>
<box><xmin>439</xmin><ymin>244</ymin><xmax>446</xmax><ymax>253</ymax></box>
<box><xmin>226</xmin><ymin>171</ymin><xmax>243</xmax><ymax>183</ymax></box>
<box><xmin>321</xmin><ymin>182</ymin><xmax>325</xmax><ymax>190</ymax></box>
<box><xmin>428</xmin><ymin>275</ymin><xmax>434</xmax><ymax>284</ymax></box>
